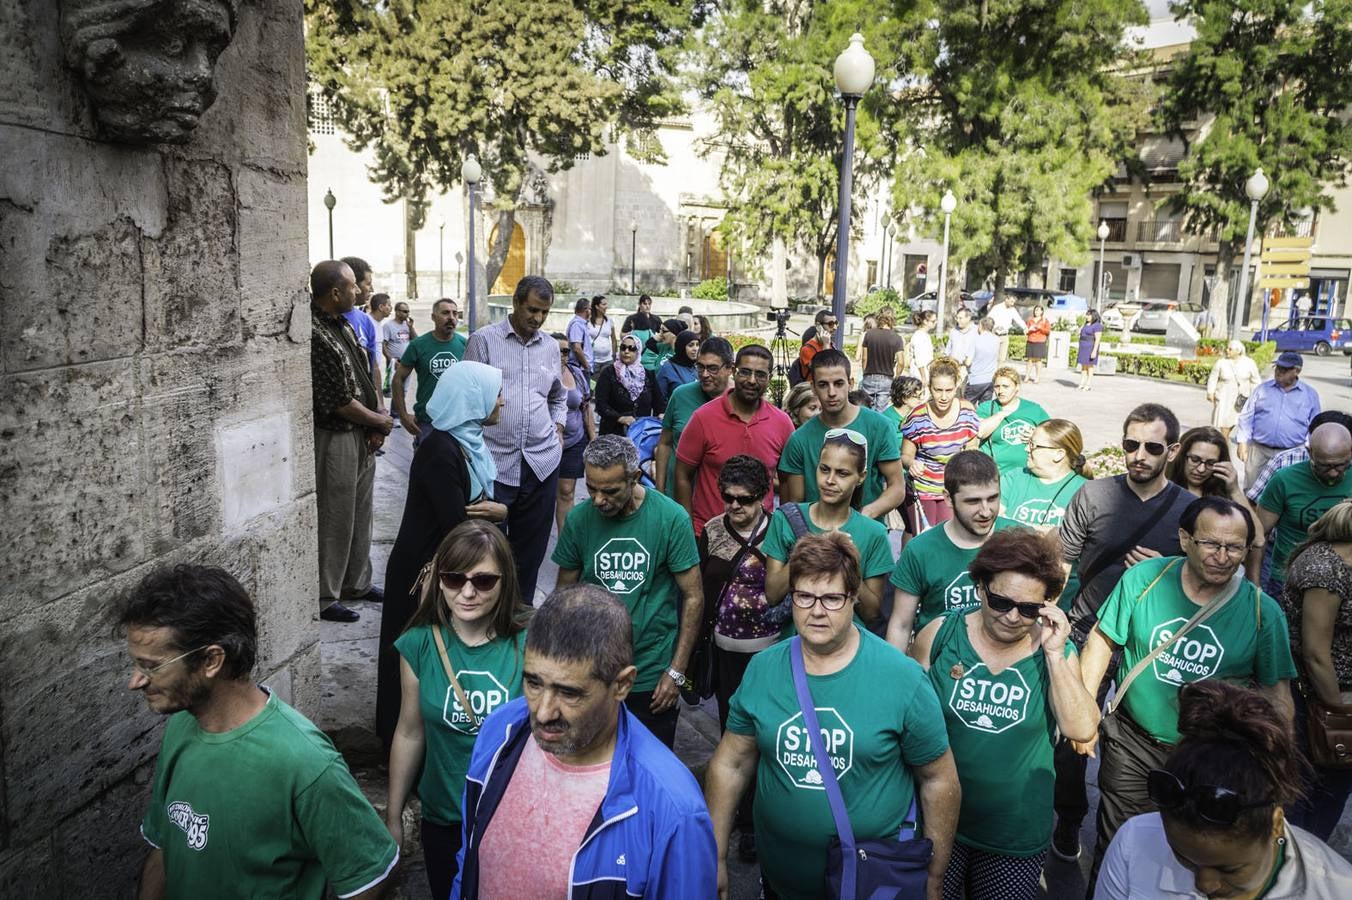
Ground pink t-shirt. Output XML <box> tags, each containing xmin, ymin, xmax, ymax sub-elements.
<box><xmin>675</xmin><ymin>393</ymin><xmax>795</xmax><ymax>534</ymax></box>
<box><xmin>476</xmin><ymin>738</ymin><xmax>612</xmax><ymax>899</ymax></box>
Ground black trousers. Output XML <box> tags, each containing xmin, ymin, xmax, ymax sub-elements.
<box><xmin>1087</xmin><ymin>712</ymin><xmax>1171</xmax><ymax>895</ymax></box>
<box><xmin>1053</xmin><ymin>639</ymin><xmax>1120</xmax><ymax>825</ymax></box>
<box><xmin>625</xmin><ymin>691</ymin><xmax>679</xmax><ymax>748</ymax></box>
<box><xmin>493</xmin><ymin>463</ymin><xmax>560</xmax><ymax>606</ymax></box>
<box><xmin>716</xmin><ymin>646</ymin><xmax>758</xmax><ymax>829</ymax></box>
<box><xmin>421</xmin><ymin>818</ymin><xmax>463</xmax><ymax>900</ymax></box>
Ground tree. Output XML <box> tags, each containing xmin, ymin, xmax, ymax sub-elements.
<box><xmin>306</xmin><ymin>0</ymin><xmax>700</xmax><ymax>293</ymax></box>
<box><xmin>1162</xmin><ymin>0</ymin><xmax>1352</xmax><ymax>333</ymax></box>
<box><xmin>892</xmin><ymin>0</ymin><xmax>1151</xmax><ymax>305</ymax></box>
<box><xmin>686</xmin><ymin>3</ymin><xmax>927</xmax><ymax>298</ymax></box>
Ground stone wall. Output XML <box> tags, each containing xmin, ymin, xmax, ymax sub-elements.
<box><xmin>0</xmin><ymin>1</ymin><xmax>315</xmax><ymax>894</ymax></box>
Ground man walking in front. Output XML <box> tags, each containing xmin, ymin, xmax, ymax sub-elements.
<box><xmin>566</xmin><ymin>295</ymin><xmax>593</xmax><ymax>380</ymax></box>
<box><xmin>654</xmin><ymin>337</ymin><xmax>733</xmax><ymax>496</ymax></box>
<box><xmin>465</xmin><ymin>276</ymin><xmax>567</xmax><ymax>604</ymax></box>
<box><xmin>393</xmin><ymin>298</ymin><xmax>466</xmax><ymax>442</ymax></box>
<box><xmin>124</xmin><ymin>564</ymin><xmax>397</xmax><ymax>899</ymax></box>
<box><xmin>453</xmin><ymin>584</ymin><xmax>717</xmax><ymax>898</ymax></box>
<box><xmin>380</xmin><ymin>299</ymin><xmax>414</xmax><ymax>396</ymax></box>
<box><xmin>1236</xmin><ymin>350</ymin><xmax>1322</xmax><ymax>486</ymax></box>
<box><xmin>310</xmin><ymin>260</ymin><xmax>390</xmax><ymax>623</ymax></box>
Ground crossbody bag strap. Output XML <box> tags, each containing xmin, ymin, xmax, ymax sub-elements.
<box><xmin>1077</xmin><ymin>482</ymin><xmax>1183</xmax><ymax>593</ymax></box>
<box><xmin>790</xmin><ymin>638</ymin><xmax>858</xmax><ymax>900</ymax></box>
<box><xmin>432</xmin><ymin>625</ymin><xmax>481</xmax><ymax>730</ymax></box>
<box><xmin>716</xmin><ymin>514</ymin><xmax>768</xmax><ymax>610</ymax></box>
<box><xmin>1107</xmin><ymin>564</ymin><xmax>1243</xmax><ymax>716</ymax></box>
<box><xmin>781</xmin><ymin>502</ymin><xmax>812</xmax><ymax>539</ymax></box>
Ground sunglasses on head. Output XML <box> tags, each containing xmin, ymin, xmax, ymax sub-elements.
<box><xmin>1146</xmin><ymin>769</ymin><xmax>1272</xmax><ymax>827</ymax></box>
<box><xmin>824</xmin><ymin>427</ymin><xmax>868</xmax><ymax>448</ymax></box>
<box><xmin>439</xmin><ymin>571</ymin><xmax>502</xmax><ymax>593</ymax></box>
<box><xmin>983</xmin><ymin>584</ymin><xmax>1044</xmax><ymax>619</ymax></box>
<box><xmin>1122</xmin><ymin>438</ymin><xmax>1169</xmax><ymax>456</ymax></box>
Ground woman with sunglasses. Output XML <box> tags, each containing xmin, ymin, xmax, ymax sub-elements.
<box><xmin>657</xmin><ymin>329</ymin><xmax>701</xmax><ymax>401</ymax></box>
<box><xmin>1097</xmin><ymin>679</ymin><xmax>1352</xmax><ymax>899</ymax></box>
<box><xmin>377</xmin><ymin>361</ymin><xmax>506</xmax><ymax>749</ymax></box>
<box><xmin>594</xmin><ymin>335</ymin><xmax>662</xmax><ymax>434</ymax></box>
<box><xmin>553</xmin><ymin>333</ymin><xmax>597</xmax><ymax>537</ymax></box>
<box><xmin>386</xmin><ymin>520</ymin><xmax>529</xmax><ymax>899</ymax></box>
<box><xmin>763</xmin><ymin>428</ymin><xmax>895</xmax><ymax>625</ymax></box>
<box><xmin>1167</xmin><ymin>426</ymin><xmax>1264</xmax><ymax>580</ymax></box>
<box><xmin>912</xmin><ymin>528</ymin><xmax>1099</xmax><ymax>900</ymax></box>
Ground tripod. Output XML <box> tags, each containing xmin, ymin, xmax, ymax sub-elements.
<box><xmin>767</xmin><ymin>313</ymin><xmax>798</xmax><ymax>407</ymax></box>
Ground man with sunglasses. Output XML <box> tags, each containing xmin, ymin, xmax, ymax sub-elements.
<box><xmin>122</xmin><ymin>565</ymin><xmax>397</xmax><ymax>899</ymax></box>
<box><xmin>1076</xmin><ymin>495</ymin><xmax>1296</xmax><ymax>890</ymax></box>
<box><xmin>654</xmin><ymin>337</ymin><xmax>733</xmax><ymax>496</ymax></box>
<box><xmin>675</xmin><ymin>344</ymin><xmax>794</xmax><ymax>534</ymax></box>
<box><xmin>792</xmin><ymin>309</ymin><xmax>837</xmax><ymax>385</ymax></box>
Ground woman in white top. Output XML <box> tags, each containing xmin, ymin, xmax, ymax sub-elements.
<box><xmin>1096</xmin><ymin>679</ymin><xmax>1352</xmax><ymax>900</ymax></box>
<box><xmin>589</xmin><ymin>295</ymin><xmax>617</xmax><ymax>371</ymax></box>
<box><xmin>1205</xmin><ymin>340</ymin><xmax>1261</xmax><ymax>439</ymax></box>
<box><xmin>909</xmin><ymin>309</ymin><xmax>937</xmax><ymax>385</ymax></box>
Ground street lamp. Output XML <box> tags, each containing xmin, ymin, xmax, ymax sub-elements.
<box><xmin>1096</xmin><ymin>220</ymin><xmax>1110</xmax><ymax>311</ymax></box>
<box><xmin>885</xmin><ymin>223</ymin><xmax>896</xmax><ymax>289</ymax></box>
<box><xmin>1231</xmin><ymin>167</ymin><xmax>1269</xmax><ymax>340</ymax></box>
<box><xmin>461</xmin><ymin>154</ymin><xmax>482</xmax><ymax>330</ymax></box>
<box><xmin>831</xmin><ymin>32</ymin><xmax>875</xmax><ymax>347</ymax></box>
<box><xmin>454</xmin><ymin>250</ymin><xmax>464</xmax><ymax>299</ymax></box>
<box><xmin>438</xmin><ymin>219</ymin><xmax>445</xmax><ymax>297</ymax></box>
<box><xmin>323</xmin><ymin>188</ymin><xmax>336</xmax><ymax>259</ymax></box>
<box><xmin>630</xmin><ymin>221</ymin><xmax>638</xmax><ymax>294</ymax></box>
<box><xmin>937</xmin><ymin>189</ymin><xmax>957</xmax><ymax>329</ymax></box>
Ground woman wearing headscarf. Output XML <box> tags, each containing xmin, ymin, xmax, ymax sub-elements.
<box><xmin>375</xmin><ymin>361</ymin><xmax>506</xmax><ymax>749</ymax></box>
<box><xmin>595</xmin><ymin>333</ymin><xmax>663</xmax><ymax>433</ymax></box>
<box><xmin>641</xmin><ymin>317</ymin><xmax>688</xmax><ymax>372</ymax></box>
<box><xmin>657</xmin><ymin>329</ymin><xmax>700</xmax><ymax>401</ymax></box>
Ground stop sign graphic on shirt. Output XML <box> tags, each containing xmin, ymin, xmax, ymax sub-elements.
<box><xmin>594</xmin><ymin>538</ymin><xmax>650</xmax><ymax>595</ymax></box>
<box><xmin>1150</xmin><ymin>619</ymin><xmax>1225</xmax><ymax>686</ymax></box>
<box><xmin>775</xmin><ymin>708</ymin><xmax>855</xmax><ymax>790</ymax></box>
<box><xmin>947</xmin><ymin>662</ymin><xmax>1031</xmax><ymax>734</ymax></box>
<box><xmin>442</xmin><ymin>670</ymin><xmax>510</xmax><ymax>734</ymax></box>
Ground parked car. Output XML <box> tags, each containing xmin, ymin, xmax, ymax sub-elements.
<box><xmin>905</xmin><ymin>290</ymin><xmax>977</xmax><ymax>315</ymax></box>
<box><xmin>1131</xmin><ymin>298</ymin><xmax>1203</xmax><ymax>334</ymax></box>
<box><xmin>970</xmin><ymin>287</ymin><xmax>1092</xmax><ymax>325</ymax></box>
<box><xmin>1100</xmin><ymin>303</ymin><xmax>1128</xmax><ymax>331</ymax></box>
<box><xmin>1252</xmin><ymin>316</ymin><xmax>1352</xmax><ymax>356</ymax></box>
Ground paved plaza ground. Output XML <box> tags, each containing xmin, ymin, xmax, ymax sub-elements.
<box><xmin>315</xmin><ymin>317</ymin><xmax>1349</xmax><ymax>898</ymax></box>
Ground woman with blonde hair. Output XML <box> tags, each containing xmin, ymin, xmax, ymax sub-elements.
<box><xmin>1206</xmin><ymin>340</ymin><xmax>1262</xmax><ymax>439</ymax></box>
<box><xmin>386</xmin><ymin>520</ymin><xmax>529</xmax><ymax>897</ymax></box>
<box><xmin>783</xmin><ymin>380</ymin><xmax>821</xmax><ymax>427</ymax></box>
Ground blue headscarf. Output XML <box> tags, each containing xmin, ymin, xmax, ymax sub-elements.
<box><xmin>426</xmin><ymin>361</ymin><xmax>501</xmax><ymax>502</ymax></box>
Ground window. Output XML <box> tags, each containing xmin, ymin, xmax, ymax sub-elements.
<box><xmin>1057</xmin><ymin>269</ymin><xmax>1078</xmax><ymax>292</ymax></box>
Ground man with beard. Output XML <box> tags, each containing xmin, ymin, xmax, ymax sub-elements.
<box><xmin>886</xmin><ymin>450</ymin><xmax>1019</xmax><ymax>648</ymax></box>
<box><xmin>654</xmin><ymin>337</ymin><xmax>733</xmax><ymax>496</ymax></box>
<box><xmin>453</xmin><ymin>584</ymin><xmax>716</xmax><ymax>898</ymax></box>
<box><xmin>123</xmin><ymin>565</ymin><xmax>397</xmax><ymax>899</ymax></box>
<box><xmin>393</xmin><ymin>298</ymin><xmax>466</xmax><ymax>442</ymax></box>
<box><xmin>553</xmin><ymin>436</ymin><xmax>702</xmax><ymax>748</ymax></box>
<box><xmin>1048</xmin><ymin>402</ymin><xmax>1195</xmax><ymax>862</ymax></box>
<box><xmin>1257</xmin><ymin>420</ymin><xmax>1352</xmax><ymax>597</ymax></box>
<box><xmin>1076</xmin><ymin>496</ymin><xmax>1296</xmax><ymax>889</ymax></box>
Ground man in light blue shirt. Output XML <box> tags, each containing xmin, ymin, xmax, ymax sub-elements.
<box><xmin>566</xmin><ymin>296</ymin><xmax>594</xmax><ymax>378</ymax></box>
<box><xmin>1236</xmin><ymin>351</ymin><xmax>1322</xmax><ymax>486</ymax></box>
<box><xmin>965</xmin><ymin>317</ymin><xmax>1001</xmax><ymax>402</ymax></box>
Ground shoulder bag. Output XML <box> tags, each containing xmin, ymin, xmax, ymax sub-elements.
<box><xmin>790</xmin><ymin>638</ymin><xmax>932</xmax><ymax>899</ymax></box>
<box><xmin>768</xmin><ymin>505</ymin><xmax>815</xmax><ymax>629</ymax></box>
<box><xmin>432</xmin><ymin>625</ymin><xmax>481</xmax><ymax>731</ymax></box>
<box><xmin>1303</xmin><ymin>687</ymin><xmax>1352</xmax><ymax>768</ymax></box>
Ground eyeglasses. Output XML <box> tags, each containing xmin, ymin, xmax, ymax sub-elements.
<box><xmin>983</xmin><ymin>585</ymin><xmax>1044</xmax><ymax>619</ymax></box>
<box><xmin>1122</xmin><ymin>438</ymin><xmax>1169</xmax><ymax>456</ymax></box>
<box><xmin>1185</xmin><ymin>453</ymin><xmax>1217</xmax><ymax>469</ymax></box>
<box><xmin>720</xmin><ymin>490</ymin><xmax>759</xmax><ymax>507</ymax></box>
<box><xmin>439</xmin><ymin>571</ymin><xmax>503</xmax><ymax>593</ymax></box>
<box><xmin>130</xmin><ymin>645</ymin><xmax>209</xmax><ymax>679</ymax></box>
<box><xmin>1146</xmin><ymin>769</ymin><xmax>1271</xmax><ymax>826</ymax></box>
<box><xmin>735</xmin><ymin>367</ymin><xmax>770</xmax><ymax>382</ymax></box>
<box><xmin>789</xmin><ymin>590</ymin><xmax>853</xmax><ymax>611</ymax></box>
<box><xmin>1188</xmin><ymin>536</ymin><xmax>1249</xmax><ymax>559</ymax></box>
<box><xmin>696</xmin><ymin>363</ymin><xmax>727</xmax><ymax>376</ymax></box>
<box><xmin>824</xmin><ymin>428</ymin><xmax>868</xmax><ymax>448</ymax></box>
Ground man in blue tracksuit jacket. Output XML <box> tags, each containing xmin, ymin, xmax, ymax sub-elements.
<box><xmin>452</xmin><ymin>584</ymin><xmax>717</xmax><ymax>899</ymax></box>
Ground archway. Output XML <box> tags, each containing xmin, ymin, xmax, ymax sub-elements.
<box><xmin>489</xmin><ymin>220</ymin><xmax>526</xmax><ymax>295</ymax></box>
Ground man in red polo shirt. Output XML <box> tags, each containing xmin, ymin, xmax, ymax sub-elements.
<box><xmin>675</xmin><ymin>344</ymin><xmax>794</xmax><ymax>534</ymax></box>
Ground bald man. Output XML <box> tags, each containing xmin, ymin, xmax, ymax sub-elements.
<box><xmin>1257</xmin><ymin>421</ymin><xmax>1352</xmax><ymax>596</ymax></box>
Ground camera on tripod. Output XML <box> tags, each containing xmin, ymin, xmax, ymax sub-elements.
<box><xmin>766</xmin><ymin>308</ymin><xmax>792</xmax><ymax>327</ymax></box>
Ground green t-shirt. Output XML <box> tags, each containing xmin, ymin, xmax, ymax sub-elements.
<box><xmin>141</xmin><ymin>691</ymin><xmax>397</xmax><ymax>898</ymax></box>
<box><xmin>726</xmin><ymin>627</ymin><xmax>950</xmax><ymax>899</ymax></box>
<box><xmin>762</xmin><ymin>503</ymin><xmax>896</xmax><ymax>580</ymax></box>
<box><xmin>926</xmin><ymin>612</ymin><xmax>1074</xmax><ymax>856</ymax></box>
<box><xmin>641</xmin><ymin>340</ymin><xmax>674</xmax><ymax>372</ymax></box>
<box><xmin>890</xmin><ymin>518</ymin><xmax>1021</xmax><ymax>629</ymax></box>
<box><xmin>661</xmin><ymin>381</ymin><xmax>717</xmax><ymax>495</ymax></box>
<box><xmin>778</xmin><ymin>406</ymin><xmax>902</xmax><ymax>517</ymax></box>
<box><xmin>1096</xmin><ymin>556</ymin><xmax>1297</xmax><ymax>744</ymax></box>
<box><xmin>999</xmin><ymin>468</ymin><xmax>1088</xmax><ymax>611</ymax></box>
<box><xmin>976</xmin><ymin>398</ymin><xmax>1049</xmax><ymax>471</ymax></box>
<box><xmin>1258</xmin><ymin>462</ymin><xmax>1352</xmax><ymax>588</ymax></box>
<box><xmin>393</xmin><ymin>625</ymin><xmax>526</xmax><ymax>825</ymax></box>
<box><xmin>399</xmin><ymin>330</ymin><xmax>469</xmax><ymax>423</ymax></box>
<box><xmin>552</xmin><ymin>489</ymin><xmax>700</xmax><ymax>692</ymax></box>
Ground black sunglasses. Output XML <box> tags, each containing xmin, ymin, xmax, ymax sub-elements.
<box><xmin>983</xmin><ymin>584</ymin><xmax>1043</xmax><ymax>619</ymax></box>
<box><xmin>1122</xmin><ymin>438</ymin><xmax>1169</xmax><ymax>456</ymax></box>
<box><xmin>720</xmin><ymin>491</ymin><xmax>759</xmax><ymax>507</ymax></box>
<box><xmin>439</xmin><ymin>571</ymin><xmax>502</xmax><ymax>593</ymax></box>
<box><xmin>1146</xmin><ymin>769</ymin><xmax>1272</xmax><ymax>826</ymax></box>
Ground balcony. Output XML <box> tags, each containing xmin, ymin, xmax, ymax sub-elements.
<box><xmin>1101</xmin><ymin>218</ymin><xmax>1128</xmax><ymax>242</ymax></box>
<box><xmin>1136</xmin><ymin>219</ymin><xmax>1183</xmax><ymax>243</ymax></box>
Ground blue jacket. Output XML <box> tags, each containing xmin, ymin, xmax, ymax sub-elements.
<box><xmin>452</xmin><ymin>697</ymin><xmax>717</xmax><ymax>899</ymax></box>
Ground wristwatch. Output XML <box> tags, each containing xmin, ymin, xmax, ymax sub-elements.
<box><xmin>666</xmin><ymin>667</ymin><xmax>687</xmax><ymax>687</ymax></box>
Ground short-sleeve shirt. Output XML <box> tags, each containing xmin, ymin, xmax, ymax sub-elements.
<box><xmin>999</xmin><ymin>468</ymin><xmax>1087</xmax><ymax>530</ymax></box>
<box><xmin>381</xmin><ymin>317</ymin><xmax>413</xmax><ymax>361</ymax></box>
<box><xmin>762</xmin><ymin>502</ymin><xmax>896</xmax><ymax>581</ymax></box>
<box><xmin>778</xmin><ymin>406</ymin><xmax>902</xmax><ymax>517</ymax></box>
<box><xmin>1095</xmin><ymin>557</ymin><xmax>1297</xmax><ymax>744</ymax></box>
<box><xmin>399</xmin><ymin>331</ymin><xmax>468</xmax><ymax>423</ymax></box>
<box><xmin>311</xmin><ymin>302</ymin><xmax>379</xmax><ymax>432</ymax></box>
<box><xmin>1258</xmin><ymin>462</ymin><xmax>1352</xmax><ymax>589</ymax></box>
<box><xmin>676</xmin><ymin>394</ymin><xmax>795</xmax><ymax>534</ymax></box>
<box><xmin>945</xmin><ymin>326</ymin><xmax>977</xmax><ymax>365</ymax></box>
<box><xmin>726</xmin><ymin>628</ymin><xmax>950</xmax><ymax>900</ymax></box>
<box><xmin>566</xmin><ymin>314</ymin><xmax>594</xmax><ymax>369</ymax></box>
<box><xmin>975</xmin><ymin>398</ymin><xmax>1050</xmax><ymax>471</ymax></box>
<box><xmin>901</xmin><ymin>403</ymin><xmax>981</xmax><ymax>496</ymax></box>
<box><xmin>140</xmin><ymin>691</ymin><xmax>397</xmax><ymax>899</ymax></box>
<box><xmin>927</xmin><ymin>612</ymin><xmax>1075</xmax><ymax>856</ymax></box>
<box><xmin>660</xmin><ymin>381</ymin><xmax>717</xmax><ymax>495</ymax></box>
<box><xmin>862</xmin><ymin>328</ymin><xmax>906</xmax><ymax>377</ymax></box>
<box><xmin>343</xmin><ymin>308</ymin><xmax>380</xmax><ymax>372</ymax></box>
<box><xmin>393</xmin><ymin>626</ymin><xmax>526</xmax><ymax>825</ymax></box>
<box><xmin>969</xmin><ymin>333</ymin><xmax>1000</xmax><ymax>384</ymax></box>
<box><xmin>890</xmin><ymin>518</ymin><xmax>1020</xmax><ymax>629</ymax></box>
<box><xmin>1282</xmin><ymin>543</ymin><xmax>1352</xmax><ymax>689</ymax></box>
<box><xmin>909</xmin><ymin>331</ymin><xmax>935</xmax><ymax>377</ymax></box>
<box><xmin>552</xmin><ymin>489</ymin><xmax>701</xmax><ymax>692</ymax></box>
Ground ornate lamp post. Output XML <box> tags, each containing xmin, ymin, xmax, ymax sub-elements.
<box><xmin>1231</xmin><ymin>167</ymin><xmax>1269</xmax><ymax>340</ymax></box>
<box><xmin>461</xmin><ymin>154</ymin><xmax>483</xmax><ymax>330</ymax></box>
<box><xmin>438</xmin><ymin>219</ymin><xmax>445</xmax><ymax>297</ymax></box>
<box><xmin>1096</xmin><ymin>220</ymin><xmax>1110</xmax><ymax>311</ymax></box>
<box><xmin>830</xmin><ymin>33</ymin><xmax>874</xmax><ymax>347</ymax></box>
<box><xmin>323</xmin><ymin>188</ymin><xmax>336</xmax><ymax>259</ymax></box>
<box><xmin>937</xmin><ymin>189</ymin><xmax>957</xmax><ymax>328</ymax></box>
<box><xmin>630</xmin><ymin>221</ymin><xmax>638</xmax><ymax>294</ymax></box>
